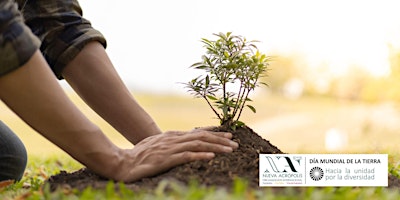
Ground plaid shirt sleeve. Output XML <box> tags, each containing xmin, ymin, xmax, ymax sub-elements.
<box><xmin>1</xmin><ymin>0</ymin><xmax>107</xmax><ymax>79</ymax></box>
<box><xmin>20</xmin><ymin>0</ymin><xmax>107</xmax><ymax>79</ymax></box>
<box><xmin>0</xmin><ymin>0</ymin><xmax>41</xmax><ymax>77</ymax></box>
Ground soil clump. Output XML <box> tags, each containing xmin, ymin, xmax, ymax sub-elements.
<box><xmin>46</xmin><ymin>126</ymin><xmax>400</xmax><ymax>191</ymax></box>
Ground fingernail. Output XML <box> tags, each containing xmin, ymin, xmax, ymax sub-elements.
<box><xmin>230</xmin><ymin>141</ymin><xmax>239</xmax><ymax>148</ymax></box>
<box><xmin>206</xmin><ymin>152</ymin><xmax>215</xmax><ymax>158</ymax></box>
<box><xmin>223</xmin><ymin>146</ymin><xmax>233</xmax><ymax>152</ymax></box>
<box><xmin>224</xmin><ymin>133</ymin><xmax>232</xmax><ymax>138</ymax></box>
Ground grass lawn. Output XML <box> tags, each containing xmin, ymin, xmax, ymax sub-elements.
<box><xmin>1</xmin><ymin>91</ymin><xmax>400</xmax><ymax>199</ymax></box>
<box><xmin>0</xmin><ymin>155</ymin><xmax>399</xmax><ymax>199</ymax></box>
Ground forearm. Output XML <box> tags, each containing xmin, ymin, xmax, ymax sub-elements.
<box><xmin>62</xmin><ymin>42</ymin><xmax>161</xmax><ymax>144</ymax></box>
<box><xmin>0</xmin><ymin>51</ymin><xmax>240</xmax><ymax>183</ymax></box>
<box><xmin>0</xmin><ymin>51</ymin><xmax>119</xmax><ymax>178</ymax></box>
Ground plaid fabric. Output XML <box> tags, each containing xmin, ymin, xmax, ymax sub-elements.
<box><xmin>18</xmin><ymin>0</ymin><xmax>107</xmax><ymax>79</ymax></box>
<box><xmin>0</xmin><ymin>0</ymin><xmax>106</xmax><ymax>79</ymax></box>
<box><xmin>0</xmin><ymin>0</ymin><xmax>41</xmax><ymax>77</ymax></box>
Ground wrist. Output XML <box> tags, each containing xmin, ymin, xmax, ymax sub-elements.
<box><xmin>78</xmin><ymin>139</ymin><xmax>123</xmax><ymax>180</ymax></box>
<box><xmin>105</xmin><ymin>148</ymin><xmax>141</xmax><ymax>182</ymax></box>
<box><xmin>88</xmin><ymin>148</ymin><xmax>123</xmax><ymax>180</ymax></box>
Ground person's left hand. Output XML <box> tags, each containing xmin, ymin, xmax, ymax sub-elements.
<box><xmin>109</xmin><ymin>129</ymin><xmax>238</xmax><ymax>182</ymax></box>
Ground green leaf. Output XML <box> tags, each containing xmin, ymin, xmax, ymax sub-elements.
<box><xmin>185</xmin><ymin>32</ymin><xmax>270</xmax><ymax>124</ymax></box>
<box><xmin>246</xmin><ymin>105</ymin><xmax>256</xmax><ymax>113</ymax></box>
<box><xmin>195</xmin><ymin>65</ymin><xmax>208</xmax><ymax>70</ymax></box>
<box><xmin>206</xmin><ymin>95</ymin><xmax>218</xmax><ymax>101</ymax></box>
<box><xmin>245</xmin><ymin>98</ymin><xmax>253</xmax><ymax>102</ymax></box>
<box><xmin>224</xmin><ymin>51</ymin><xmax>230</xmax><ymax>58</ymax></box>
<box><xmin>190</xmin><ymin>62</ymin><xmax>204</xmax><ymax>68</ymax></box>
<box><xmin>235</xmin><ymin>120</ymin><xmax>245</xmax><ymax>127</ymax></box>
<box><xmin>231</xmin><ymin>120</ymin><xmax>245</xmax><ymax>131</ymax></box>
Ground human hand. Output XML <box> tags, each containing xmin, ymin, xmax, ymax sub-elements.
<box><xmin>111</xmin><ymin>130</ymin><xmax>238</xmax><ymax>182</ymax></box>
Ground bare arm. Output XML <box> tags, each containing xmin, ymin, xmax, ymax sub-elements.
<box><xmin>0</xmin><ymin>51</ymin><xmax>238</xmax><ymax>181</ymax></box>
<box><xmin>62</xmin><ymin>42</ymin><xmax>161</xmax><ymax>144</ymax></box>
<box><xmin>0</xmin><ymin>50</ymin><xmax>120</xmax><ymax>177</ymax></box>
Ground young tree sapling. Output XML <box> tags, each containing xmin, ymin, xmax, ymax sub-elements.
<box><xmin>185</xmin><ymin>32</ymin><xmax>270</xmax><ymax>130</ymax></box>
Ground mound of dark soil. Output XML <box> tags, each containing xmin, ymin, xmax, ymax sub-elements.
<box><xmin>46</xmin><ymin>126</ymin><xmax>400</xmax><ymax>191</ymax></box>
<box><xmin>47</xmin><ymin>126</ymin><xmax>282</xmax><ymax>191</ymax></box>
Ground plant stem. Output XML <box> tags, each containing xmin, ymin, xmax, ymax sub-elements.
<box><xmin>232</xmin><ymin>83</ymin><xmax>243</xmax><ymax>118</ymax></box>
<box><xmin>202</xmin><ymin>95</ymin><xmax>222</xmax><ymax>120</ymax></box>
<box><xmin>236</xmin><ymin>87</ymin><xmax>251</xmax><ymax>122</ymax></box>
<box><xmin>222</xmin><ymin>73</ymin><xmax>227</xmax><ymax>121</ymax></box>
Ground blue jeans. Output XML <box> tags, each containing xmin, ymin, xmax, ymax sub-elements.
<box><xmin>0</xmin><ymin>121</ymin><xmax>27</xmax><ymax>181</ymax></box>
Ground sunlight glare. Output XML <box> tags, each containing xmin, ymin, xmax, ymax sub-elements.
<box><xmin>79</xmin><ymin>0</ymin><xmax>400</xmax><ymax>92</ymax></box>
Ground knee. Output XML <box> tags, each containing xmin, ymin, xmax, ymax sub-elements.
<box><xmin>0</xmin><ymin>122</ymin><xmax>28</xmax><ymax>181</ymax></box>
<box><xmin>2</xmin><ymin>146</ymin><xmax>27</xmax><ymax>182</ymax></box>
<box><xmin>9</xmin><ymin>143</ymin><xmax>28</xmax><ymax>181</ymax></box>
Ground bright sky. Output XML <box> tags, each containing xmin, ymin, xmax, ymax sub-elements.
<box><xmin>78</xmin><ymin>0</ymin><xmax>400</xmax><ymax>93</ymax></box>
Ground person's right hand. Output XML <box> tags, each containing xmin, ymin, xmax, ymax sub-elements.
<box><xmin>110</xmin><ymin>130</ymin><xmax>238</xmax><ymax>182</ymax></box>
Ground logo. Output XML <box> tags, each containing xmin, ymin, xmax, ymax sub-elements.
<box><xmin>263</xmin><ymin>156</ymin><xmax>302</xmax><ymax>173</ymax></box>
<box><xmin>260</xmin><ymin>154</ymin><xmax>388</xmax><ymax>187</ymax></box>
<box><xmin>309</xmin><ymin>166</ymin><xmax>324</xmax><ymax>181</ymax></box>
<box><xmin>260</xmin><ymin>155</ymin><xmax>304</xmax><ymax>186</ymax></box>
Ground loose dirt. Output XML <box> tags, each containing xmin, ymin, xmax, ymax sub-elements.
<box><xmin>46</xmin><ymin>126</ymin><xmax>400</xmax><ymax>191</ymax></box>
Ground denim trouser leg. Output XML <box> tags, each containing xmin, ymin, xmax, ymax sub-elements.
<box><xmin>0</xmin><ymin>121</ymin><xmax>27</xmax><ymax>181</ymax></box>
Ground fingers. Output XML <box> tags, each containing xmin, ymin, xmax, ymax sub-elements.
<box><xmin>190</xmin><ymin>128</ymin><xmax>232</xmax><ymax>139</ymax></box>
<box><xmin>169</xmin><ymin>131</ymin><xmax>238</xmax><ymax>150</ymax></box>
<box><xmin>175</xmin><ymin>151</ymin><xmax>215</xmax><ymax>163</ymax></box>
<box><xmin>161</xmin><ymin>151</ymin><xmax>216</xmax><ymax>170</ymax></box>
<box><xmin>162</xmin><ymin>133</ymin><xmax>238</xmax><ymax>157</ymax></box>
<box><xmin>191</xmin><ymin>126</ymin><xmax>217</xmax><ymax>132</ymax></box>
<box><xmin>191</xmin><ymin>131</ymin><xmax>238</xmax><ymax>149</ymax></box>
<box><xmin>167</xmin><ymin>129</ymin><xmax>232</xmax><ymax>139</ymax></box>
<box><xmin>212</xmin><ymin>131</ymin><xmax>234</xmax><ymax>139</ymax></box>
<box><xmin>175</xmin><ymin>140</ymin><xmax>234</xmax><ymax>154</ymax></box>
<box><xmin>119</xmin><ymin>129</ymin><xmax>239</xmax><ymax>182</ymax></box>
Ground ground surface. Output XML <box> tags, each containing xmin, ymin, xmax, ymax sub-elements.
<box><xmin>46</xmin><ymin>126</ymin><xmax>400</xmax><ymax>191</ymax></box>
<box><xmin>47</xmin><ymin>126</ymin><xmax>283</xmax><ymax>191</ymax></box>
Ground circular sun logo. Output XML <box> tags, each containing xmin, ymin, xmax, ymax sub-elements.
<box><xmin>309</xmin><ymin>167</ymin><xmax>324</xmax><ymax>181</ymax></box>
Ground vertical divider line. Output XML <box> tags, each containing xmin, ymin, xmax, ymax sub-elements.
<box><xmin>304</xmin><ymin>156</ymin><xmax>307</xmax><ymax>185</ymax></box>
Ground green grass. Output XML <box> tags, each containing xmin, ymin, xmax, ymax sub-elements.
<box><xmin>0</xmin><ymin>155</ymin><xmax>82</xmax><ymax>199</ymax></box>
<box><xmin>1</xmin><ymin>92</ymin><xmax>400</xmax><ymax>199</ymax></box>
<box><xmin>1</xmin><ymin>155</ymin><xmax>399</xmax><ymax>200</ymax></box>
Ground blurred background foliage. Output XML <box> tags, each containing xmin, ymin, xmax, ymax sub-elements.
<box><xmin>266</xmin><ymin>46</ymin><xmax>400</xmax><ymax>103</ymax></box>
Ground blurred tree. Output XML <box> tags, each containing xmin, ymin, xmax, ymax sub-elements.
<box><xmin>360</xmin><ymin>45</ymin><xmax>400</xmax><ymax>103</ymax></box>
<box><xmin>263</xmin><ymin>46</ymin><xmax>400</xmax><ymax>102</ymax></box>
<box><xmin>331</xmin><ymin>66</ymin><xmax>371</xmax><ymax>101</ymax></box>
<box><xmin>389</xmin><ymin>45</ymin><xmax>400</xmax><ymax>77</ymax></box>
<box><xmin>264</xmin><ymin>53</ymin><xmax>306</xmax><ymax>94</ymax></box>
